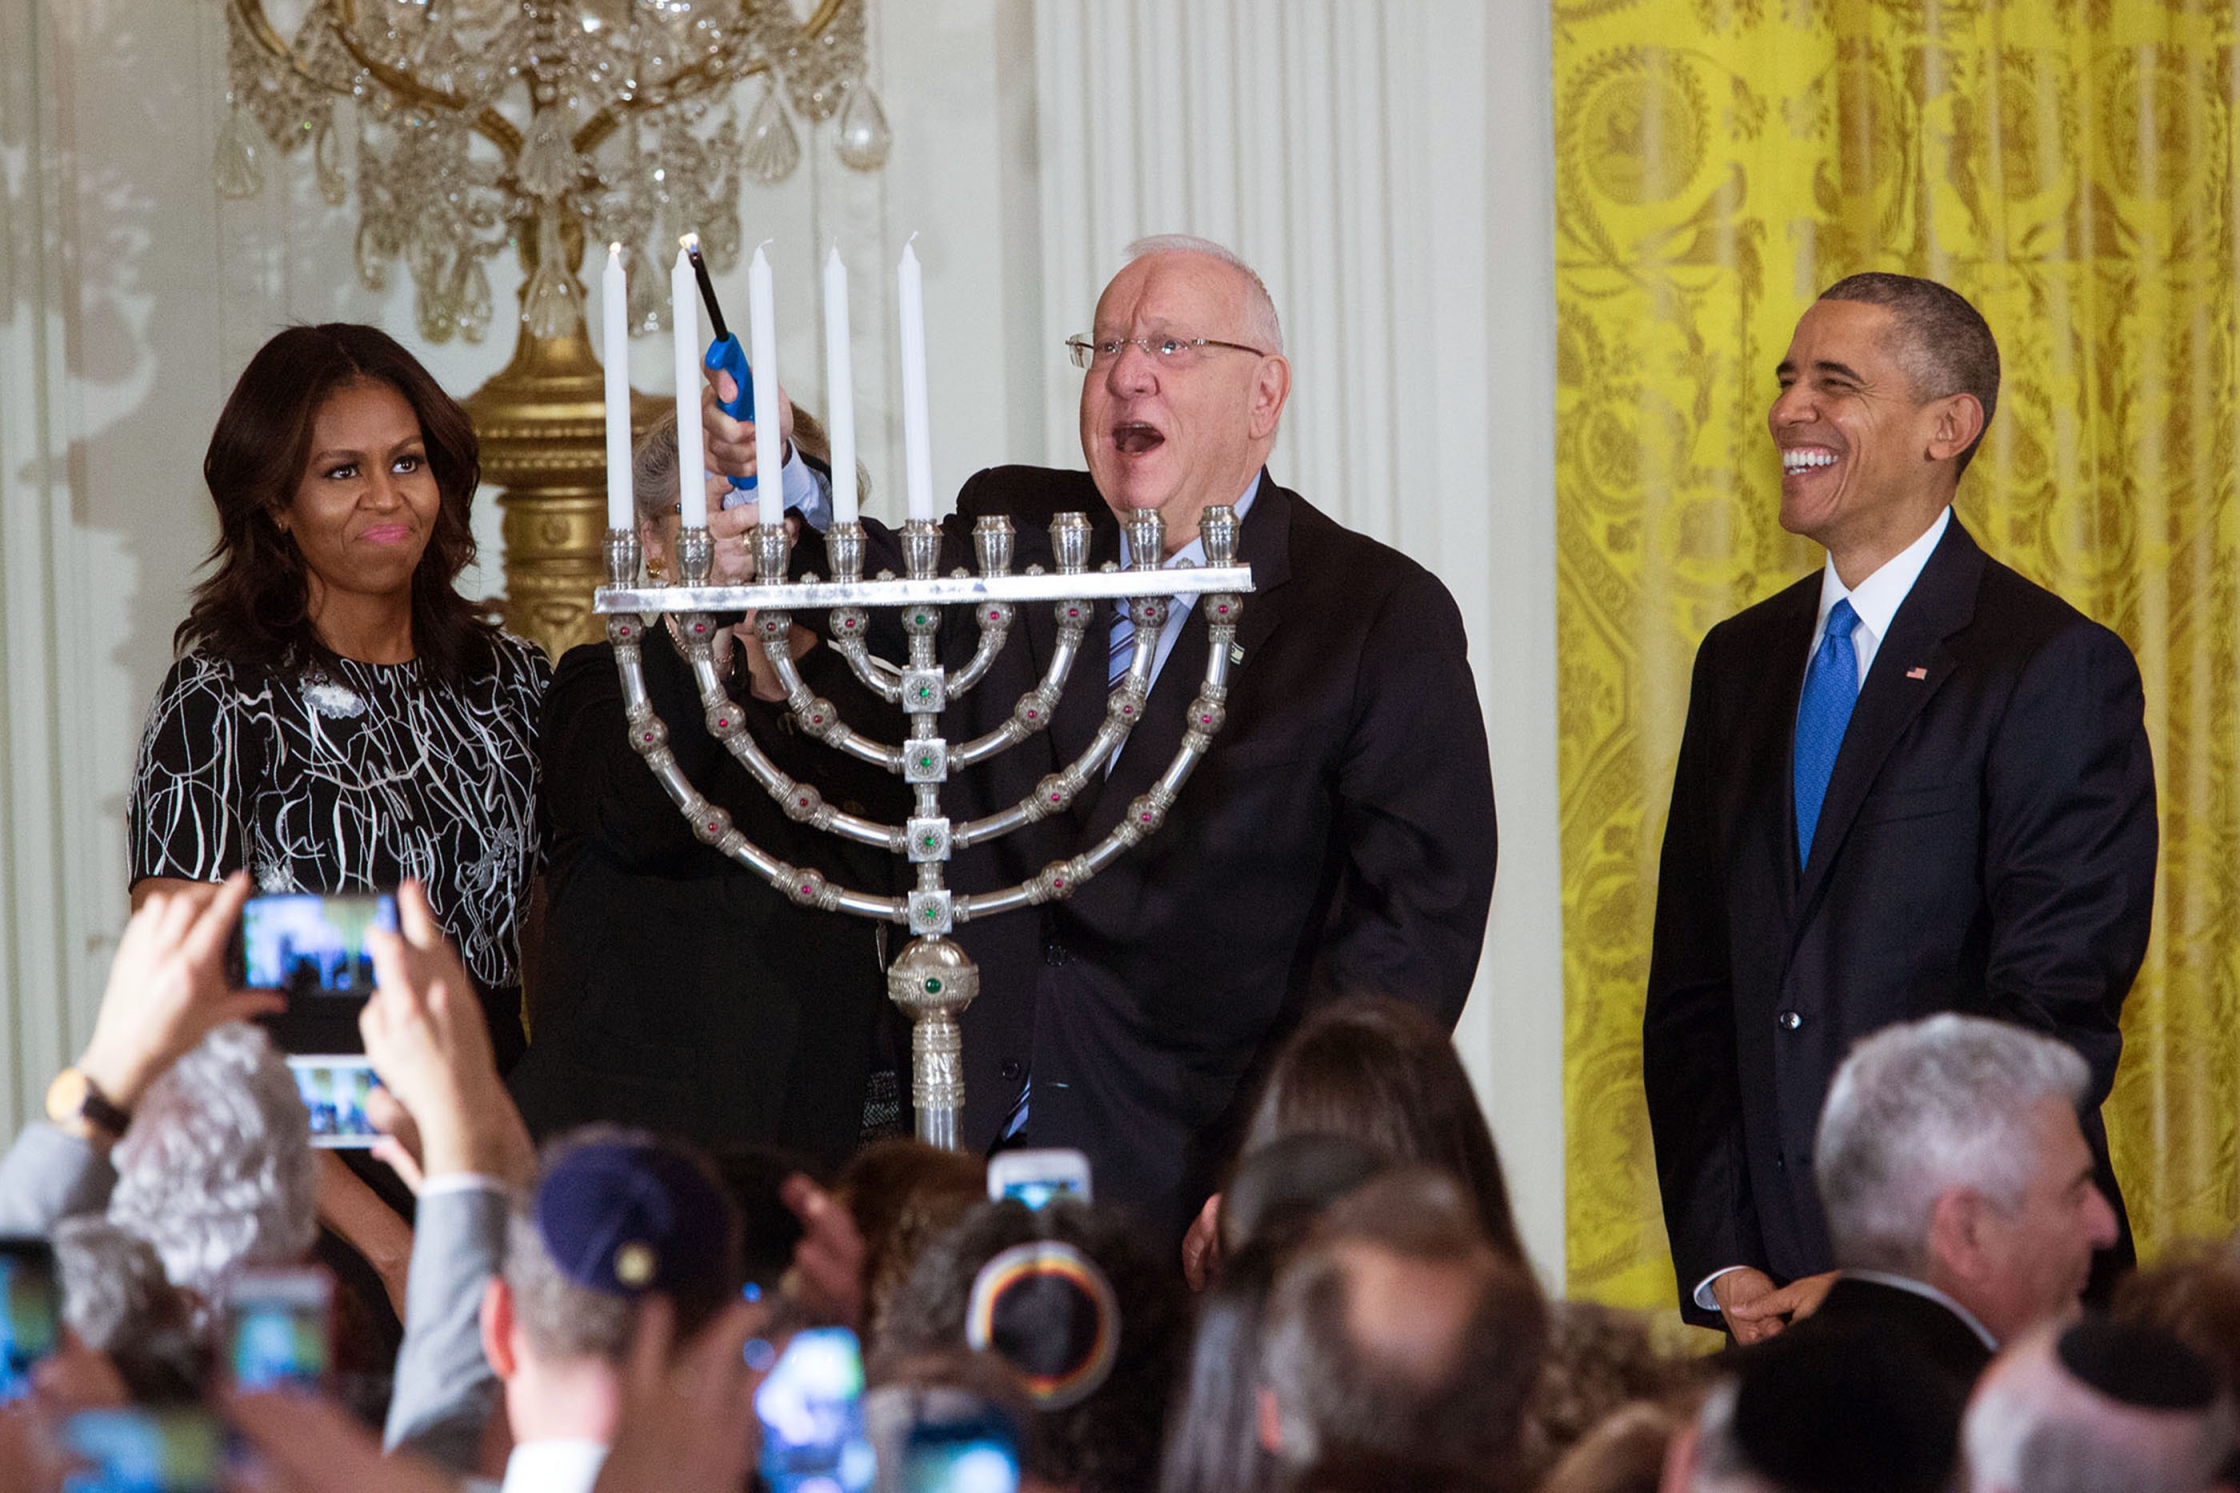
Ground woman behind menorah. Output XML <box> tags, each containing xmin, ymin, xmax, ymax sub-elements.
<box><xmin>128</xmin><ymin>324</ymin><xmax>549</xmax><ymax>1070</ymax></box>
<box><xmin>508</xmin><ymin>407</ymin><xmax>909</xmax><ymax>1167</ymax></box>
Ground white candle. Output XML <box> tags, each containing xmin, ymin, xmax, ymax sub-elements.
<box><xmin>747</xmin><ymin>243</ymin><xmax>784</xmax><ymax>530</ymax></box>
<box><xmin>822</xmin><ymin>246</ymin><xmax>859</xmax><ymax>526</ymax></box>
<box><xmin>671</xmin><ymin>242</ymin><xmax>708</xmax><ymax>530</ymax></box>
<box><xmin>897</xmin><ymin>236</ymin><xmax>935</xmax><ymax>521</ymax></box>
<box><xmin>601</xmin><ymin>245</ymin><xmax>632</xmax><ymax>534</ymax></box>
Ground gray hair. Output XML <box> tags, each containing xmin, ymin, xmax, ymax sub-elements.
<box><xmin>1815</xmin><ymin>1014</ymin><xmax>2089</xmax><ymax>1276</ymax></box>
<box><xmin>1121</xmin><ymin>234</ymin><xmax>1284</xmax><ymax>355</ymax></box>
<box><xmin>52</xmin><ymin>1216</ymin><xmax>183</xmax><ymax>1353</ymax></box>
<box><xmin>106</xmin><ymin>1022</ymin><xmax>318</xmax><ymax>1308</ymax></box>
<box><xmin>1964</xmin><ymin>1325</ymin><xmax>2238</xmax><ymax>1493</ymax></box>
<box><xmin>632</xmin><ymin>409</ymin><xmax>684</xmax><ymax>527</ymax></box>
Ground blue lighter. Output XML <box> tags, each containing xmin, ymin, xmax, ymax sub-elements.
<box><xmin>685</xmin><ymin>234</ymin><xmax>756</xmax><ymax>503</ymax></box>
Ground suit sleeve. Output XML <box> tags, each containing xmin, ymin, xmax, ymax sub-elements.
<box><xmin>1980</xmin><ymin>622</ymin><xmax>2157</xmax><ymax>1106</ymax></box>
<box><xmin>1304</xmin><ymin>569</ymin><xmax>1498</xmax><ymax>1026</ymax></box>
<box><xmin>1644</xmin><ymin>636</ymin><xmax>1764</xmax><ymax>1321</ymax></box>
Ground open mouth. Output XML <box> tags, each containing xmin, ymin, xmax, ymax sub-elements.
<box><xmin>1113</xmin><ymin>422</ymin><xmax>1165</xmax><ymax>456</ymax></box>
<box><xmin>1781</xmin><ymin>446</ymin><xmax>1840</xmax><ymax>477</ymax></box>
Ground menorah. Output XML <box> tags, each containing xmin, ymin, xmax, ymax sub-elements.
<box><xmin>595</xmin><ymin>507</ymin><xmax>1253</xmax><ymax>1148</ymax></box>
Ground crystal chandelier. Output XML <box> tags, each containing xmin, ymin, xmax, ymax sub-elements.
<box><xmin>215</xmin><ymin>0</ymin><xmax>892</xmax><ymax>347</ymax></box>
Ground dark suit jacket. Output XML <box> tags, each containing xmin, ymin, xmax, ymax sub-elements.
<box><xmin>513</xmin><ymin>626</ymin><xmax>908</xmax><ymax>1168</ymax></box>
<box><xmin>841</xmin><ymin>467</ymin><xmax>1498</xmax><ymax>1240</ymax></box>
<box><xmin>1644</xmin><ymin>517</ymin><xmax>2156</xmax><ymax>1325</ymax></box>
<box><xmin>1793</xmin><ymin>1275</ymin><xmax>1993</xmax><ymax>1386</ymax></box>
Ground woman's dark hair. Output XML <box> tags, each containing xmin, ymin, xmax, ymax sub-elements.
<box><xmin>1240</xmin><ymin>995</ymin><xmax>1525</xmax><ymax>1263</ymax></box>
<box><xmin>1157</xmin><ymin>1238</ymin><xmax>1282</xmax><ymax>1493</ymax></box>
<box><xmin>178</xmin><ymin>322</ymin><xmax>495</xmax><ymax>685</ymax></box>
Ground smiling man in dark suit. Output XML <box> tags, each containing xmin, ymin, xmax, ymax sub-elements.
<box><xmin>701</xmin><ymin>235</ymin><xmax>1498</xmax><ymax>1245</ymax></box>
<box><xmin>1643</xmin><ymin>273</ymin><xmax>2157</xmax><ymax>1339</ymax></box>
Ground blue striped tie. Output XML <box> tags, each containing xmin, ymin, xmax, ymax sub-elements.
<box><xmin>1108</xmin><ymin>604</ymin><xmax>1135</xmax><ymax>689</ymax></box>
<box><xmin>1794</xmin><ymin>598</ymin><xmax>1861</xmax><ymax>865</ymax></box>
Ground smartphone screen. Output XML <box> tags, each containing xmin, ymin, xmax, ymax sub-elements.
<box><xmin>901</xmin><ymin>1418</ymin><xmax>1022</xmax><ymax>1493</ymax></box>
<box><xmin>224</xmin><ymin>1267</ymin><xmax>332</xmax><ymax>1393</ymax></box>
<box><xmin>286</xmin><ymin>1057</ymin><xmax>382</xmax><ymax>1148</ymax></box>
<box><xmin>986</xmin><ymin>1149</ymin><xmax>1092</xmax><ymax>1210</ymax></box>
<box><xmin>62</xmin><ymin>1408</ymin><xmax>224</xmax><ymax>1493</ymax></box>
<box><xmin>754</xmin><ymin>1327</ymin><xmax>875</xmax><ymax>1493</ymax></box>
<box><xmin>233</xmin><ymin>892</ymin><xmax>397</xmax><ymax>997</ymax></box>
<box><xmin>0</xmin><ymin>1237</ymin><xmax>59</xmax><ymax>1404</ymax></box>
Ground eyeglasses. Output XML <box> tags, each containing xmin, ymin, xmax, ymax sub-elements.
<box><xmin>1065</xmin><ymin>334</ymin><xmax>1270</xmax><ymax>370</ymax></box>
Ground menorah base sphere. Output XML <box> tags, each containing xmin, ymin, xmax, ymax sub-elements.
<box><xmin>886</xmin><ymin>935</ymin><xmax>980</xmax><ymax>1149</ymax></box>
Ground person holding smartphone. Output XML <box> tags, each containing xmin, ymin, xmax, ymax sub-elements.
<box><xmin>127</xmin><ymin>324</ymin><xmax>548</xmax><ymax>1071</ymax></box>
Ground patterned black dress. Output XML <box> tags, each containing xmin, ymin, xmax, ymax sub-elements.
<box><xmin>128</xmin><ymin>637</ymin><xmax>550</xmax><ymax>1066</ymax></box>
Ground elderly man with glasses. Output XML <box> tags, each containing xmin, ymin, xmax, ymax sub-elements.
<box><xmin>699</xmin><ymin>234</ymin><xmax>1498</xmax><ymax>1250</ymax></box>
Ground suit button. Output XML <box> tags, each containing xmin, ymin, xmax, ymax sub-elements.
<box><xmin>1777</xmin><ymin>1010</ymin><xmax>1803</xmax><ymax>1030</ymax></box>
<box><xmin>1775</xmin><ymin>1155</ymin><xmax>1787</xmax><ymax>1171</ymax></box>
<box><xmin>1043</xmin><ymin>939</ymin><xmax>1069</xmax><ymax>966</ymax></box>
<box><xmin>999</xmin><ymin>1059</ymin><xmax>1023</xmax><ymax>1081</ymax></box>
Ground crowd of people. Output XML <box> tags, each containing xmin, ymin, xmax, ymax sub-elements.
<box><xmin>3</xmin><ymin>878</ymin><xmax>2238</xmax><ymax>1492</ymax></box>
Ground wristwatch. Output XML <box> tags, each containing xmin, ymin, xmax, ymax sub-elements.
<box><xmin>45</xmin><ymin>1068</ymin><xmax>132</xmax><ymax>1140</ymax></box>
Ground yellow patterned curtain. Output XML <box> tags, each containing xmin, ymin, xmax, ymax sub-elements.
<box><xmin>1555</xmin><ymin>0</ymin><xmax>2240</xmax><ymax>1314</ymax></box>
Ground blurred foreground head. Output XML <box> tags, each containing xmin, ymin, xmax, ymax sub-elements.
<box><xmin>1964</xmin><ymin>1317</ymin><xmax>2236</xmax><ymax>1493</ymax></box>
<box><xmin>1259</xmin><ymin>1167</ymin><xmax>1546</xmax><ymax>1491</ymax></box>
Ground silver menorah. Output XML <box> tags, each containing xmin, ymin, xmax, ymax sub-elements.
<box><xmin>595</xmin><ymin>505</ymin><xmax>1252</xmax><ymax>1148</ymax></box>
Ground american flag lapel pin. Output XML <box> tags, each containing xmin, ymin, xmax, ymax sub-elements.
<box><xmin>1905</xmin><ymin>666</ymin><xmax>1928</xmax><ymax>680</ymax></box>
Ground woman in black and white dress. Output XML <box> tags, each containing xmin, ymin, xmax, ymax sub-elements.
<box><xmin>129</xmin><ymin>323</ymin><xmax>547</xmax><ymax>1069</ymax></box>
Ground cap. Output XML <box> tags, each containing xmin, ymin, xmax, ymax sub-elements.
<box><xmin>964</xmin><ymin>1240</ymin><xmax>1119</xmax><ymax>1409</ymax></box>
<box><xmin>2057</xmin><ymin>1316</ymin><xmax>2220</xmax><ymax>1412</ymax></box>
<box><xmin>533</xmin><ymin>1139</ymin><xmax>732</xmax><ymax>1299</ymax></box>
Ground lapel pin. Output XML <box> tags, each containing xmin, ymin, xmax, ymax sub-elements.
<box><xmin>1905</xmin><ymin>666</ymin><xmax>1928</xmax><ymax>680</ymax></box>
<box><xmin>1230</xmin><ymin>643</ymin><xmax>1246</xmax><ymax>664</ymax></box>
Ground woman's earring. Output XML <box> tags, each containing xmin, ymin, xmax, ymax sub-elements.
<box><xmin>643</xmin><ymin>553</ymin><xmax>667</xmax><ymax>583</ymax></box>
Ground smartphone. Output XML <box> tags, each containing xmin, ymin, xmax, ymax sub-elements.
<box><xmin>985</xmin><ymin>1149</ymin><xmax>1092</xmax><ymax>1210</ymax></box>
<box><xmin>900</xmin><ymin>1414</ymin><xmax>1022</xmax><ymax>1493</ymax></box>
<box><xmin>755</xmin><ymin>1327</ymin><xmax>875</xmax><ymax>1493</ymax></box>
<box><xmin>286</xmin><ymin>1056</ymin><xmax>382</xmax><ymax>1148</ymax></box>
<box><xmin>231</xmin><ymin>891</ymin><xmax>397</xmax><ymax>997</ymax></box>
<box><xmin>0</xmin><ymin>1237</ymin><xmax>59</xmax><ymax>1404</ymax></box>
<box><xmin>224</xmin><ymin>1266</ymin><xmax>333</xmax><ymax>1394</ymax></box>
<box><xmin>61</xmin><ymin>1408</ymin><xmax>224</xmax><ymax>1493</ymax></box>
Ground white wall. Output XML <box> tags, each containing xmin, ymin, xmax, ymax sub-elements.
<box><xmin>1</xmin><ymin>0</ymin><xmax>1563</xmax><ymax>1284</ymax></box>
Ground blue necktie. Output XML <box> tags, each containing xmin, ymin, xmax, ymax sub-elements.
<box><xmin>1108</xmin><ymin>604</ymin><xmax>1135</xmax><ymax>689</ymax></box>
<box><xmin>1794</xmin><ymin>598</ymin><xmax>1861</xmax><ymax>865</ymax></box>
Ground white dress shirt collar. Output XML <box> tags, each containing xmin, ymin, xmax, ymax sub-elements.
<box><xmin>1810</xmin><ymin>506</ymin><xmax>1951</xmax><ymax>683</ymax></box>
<box><xmin>1842</xmin><ymin>1268</ymin><xmax>2000</xmax><ymax>1350</ymax></box>
<box><xmin>498</xmin><ymin>1438</ymin><xmax>610</xmax><ymax>1493</ymax></box>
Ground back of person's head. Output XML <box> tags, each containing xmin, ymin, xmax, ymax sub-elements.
<box><xmin>881</xmin><ymin>1197</ymin><xmax>1187</xmax><ymax>1493</ymax></box>
<box><xmin>503</xmin><ymin>1127</ymin><xmax>741</xmax><ymax>1368</ymax></box>
<box><xmin>2114</xmin><ymin>1245</ymin><xmax>2240</xmax><ymax>1487</ymax></box>
<box><xmin>838</xmin><ymin>1138</ymin><xmax>988</xmax><ymax>1342</ymax></box>
<box><xmin>1815</xmin><ymin>1012</ymin><xmax>2090</xmax><ymax>1276</ymax></box>
<box><xmin>106</xmin><ymin>1022</ymin><xmax>317</xmax><ymax>1311</ymax></box>
<box><xmin>51</xmin><ymin>1217</ymin><xmax>201</xmax><ymax>1404</ymax></box>
<box><xmin>1526</xmin><ymin>1300</ymin><xmax>1696</xmax><ymax>1472</ymax></box>
<box><xmin>1158</xmin><ymin>1238</ymin><xmax>1284</xmax><ymax>1493</ymax></box>
<box><xmin>1259</xmin><ymin>1168</ymin><xmax>1546</xmax><ymax>1489</ymax></box>
<box><xmin>1219</xmin><ymin>1133</ymin><xmax>1385</xmax><ymax>1259</ymax></box>
<box><xmin>1242</xmin><ymin>996</ymin><xmax>1522</xmax><ymax>1261</ymax></box>
<box><xmin>1964</xmin><ymin>1317</ymin><xmax>2237</xmax><ymax>1493</ymax></box>
<box><xmin>1688</xmin><ymin>1325</ymin><xmax>1960</xmax><ymax>1493</ymax></box>
<box><xmin>1537</xmin><ymin>1400</ymin><xmax>1684</xmax><ymax>1493</ymax></box>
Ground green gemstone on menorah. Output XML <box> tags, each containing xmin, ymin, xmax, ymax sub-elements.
<box><xmin>921</xmin><ymin>835</ymin><xmax>938</xmax><ymax>849</ymax></box>
<box><xmin>925</xmin><ymin>977</ymin><xmax>943</xmax><ymax>994</ymax></box>
<box><xmin>913</xmin><ymin>612</ymin><xmax>930</xmax><ymax>626</ymax></box>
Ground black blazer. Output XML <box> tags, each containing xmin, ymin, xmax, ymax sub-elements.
<box><xmin>1644</xmin><ymin>517</ymin><xmax>2156</xmax><ymax>1324</ymax></box>
<box><xmin>842</xmin><ymin>468</ymin><xmax>1499</xmax><ymax>1240</ymax></box>
<box><xmin>1792</xmin><ymin>1276</ymin><xmax>1993</xmax><ymax>1387</ymax></box>
<box><xmin>512</xmin><ymin>626</ymin><xmax>908</xmax><ymax>1167</ymax></box>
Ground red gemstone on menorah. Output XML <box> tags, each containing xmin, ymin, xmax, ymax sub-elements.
<box><xmin>716</xmin><ymin>717</ymin><xmax>730</xmax><ymax>729</ymax></box>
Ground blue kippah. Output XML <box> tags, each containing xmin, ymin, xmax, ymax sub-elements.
<box><xmin>533</xmin><ymin>1140</ymin><xmax>730</xmax><ymax>1299</ymax></box>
